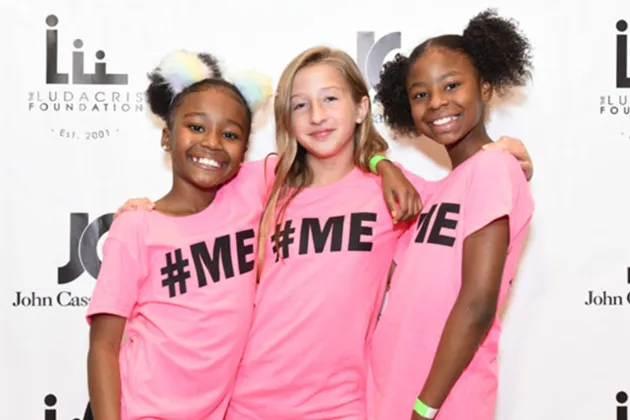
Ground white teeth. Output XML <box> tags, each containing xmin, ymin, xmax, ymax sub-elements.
<box><xmin>432</xmin><ymin>115</ymin><xmax>458</xmax><ymax>126</ymax></box>
<box><xmin>192</xmin><ymin>156</ymin><xmax>221</xmax><ymax>168</ymax></box>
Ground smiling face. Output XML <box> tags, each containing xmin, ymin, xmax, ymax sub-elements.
<box><xmin>406</xmin><ymin>47</ymin><xmax>492</xmax><ymax>146</ymax></box>
<box><xmin>162</xmin><ymin>86</ymin><xmax>250</xmax><ymax>190</ymax></box>
<box><xmin>288</xmin><ymin>63</ymin><xmax>367</xmax><ymax>161</ymax></box>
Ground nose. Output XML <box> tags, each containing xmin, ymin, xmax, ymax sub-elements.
<box><xmin>428</xmin><ymin>91</ymin><xmax>448</xmax><ymax>110</ymax></box>
<box><xmin>201</xmin><ymin>129</ymin><xmax>222</xmax><ymax>149</ymax></box>
<box><xmin>310</xmin><ymin>101</ymin><xmax>327</xmax><ymax>124</ymax></box>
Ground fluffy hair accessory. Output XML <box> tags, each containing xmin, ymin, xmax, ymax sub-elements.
<box><xmin>156</xmin><ymin>50</ymin><xmax>273</xmax><ymax>111</ymax></box>
<box><xmin>227</xmin><ymin>70</ymin><xmax>274</xmax><ymax>112</ymax></box>
<box><xmin>156</xmin><ymin>50</ymin><xmax>218</xmax><ymax>96</ymax></box>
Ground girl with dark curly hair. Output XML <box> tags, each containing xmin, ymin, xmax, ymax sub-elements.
<box><xmin>368</xmin><ymin>9</ymin><xmax>535</xmax><ymax>420</ymax></box>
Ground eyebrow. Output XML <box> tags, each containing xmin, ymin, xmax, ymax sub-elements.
<box><xmin>290</xmin><ymin>85</ymin><xmax>343</xmax><ymax>100</ymax></box>
<box><xmin>182</xmin><ymin>112</ymin><xmax>245</xmax><ymax>131</ymax></box>
<box><xmin>409</xmin><ymin>71</ymin><xmax>461</xmax><ymax>88</ymax></box>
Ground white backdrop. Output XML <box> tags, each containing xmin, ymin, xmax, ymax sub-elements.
<box><xmin>1</xmin><ymin>0</ymin><xmax>629</xmax><ymax>418</ymax></box>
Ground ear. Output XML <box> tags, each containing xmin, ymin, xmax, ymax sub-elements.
<box><xmin>481</xmin><ymin>80</ymin><xmax>493</xmax><ymax>104</ymax></box>
<box><xmin>161</xmin><ymin>128</ymin><xmax>171</xmax><ymax>151</ymax></box>
<box><xmin>355</xmin><ymin>95</ymin><xmax>370</xmax><ymax>124</ymax></box>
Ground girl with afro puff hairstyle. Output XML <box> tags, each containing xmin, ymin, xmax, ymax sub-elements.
<box><xmin>86</xmin><ymin>50</ymin><xmax>274</xmax><ymax>420</ymax></box>
<box><xmin>368</xmin><ymin>9</ymin><xmax>535</xmax><ymax>420</ymax></box>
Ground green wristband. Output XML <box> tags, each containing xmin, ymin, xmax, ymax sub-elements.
<box><xmin>369</xmin><ymin>154</ymin><xmax>388</xmax><ymax>174</ymax></box>
<box><xmin>414</xmin><ymin>398</ymin><xmax>438</xmax><ymax>418</ymax></box>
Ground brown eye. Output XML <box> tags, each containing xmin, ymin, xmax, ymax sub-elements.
<box><xmin>223</xmin><ymin>131</ymin><xmax>239</xmax><ymax>141</ymax></box>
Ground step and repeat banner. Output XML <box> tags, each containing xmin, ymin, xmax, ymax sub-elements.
<box><xmin>1</xmin><ymin>0</ymin><xmax>629</xmax><ymax>418</ymax></box>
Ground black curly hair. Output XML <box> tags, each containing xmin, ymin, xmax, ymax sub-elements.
<box><xmin>375</xmin><ymin>9</ymin><xmax>533</xmax><ymax>135</ymax></box>
<box><xmin>145</xmin><ymin>53</ymin><xmax>252</xmax><ymax>132</ymax></box>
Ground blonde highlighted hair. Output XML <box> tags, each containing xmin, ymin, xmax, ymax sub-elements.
<box><xmin>257</xmin><ymin>46</ymin><xmax>389</xmax><ymax>278</ymax></box>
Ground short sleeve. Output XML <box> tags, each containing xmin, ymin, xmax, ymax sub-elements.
<box><xmin>462</xmin><ymin>149</ymin><xmax>534</xmax><ymax>239</ymax></box>
<box><xmin>372</xmin><ymin>160</ymin><xmax>429</xmax><ymax>238</ymax></box>
<box><xmin>391</xmin><ymin>164</ymin><xmax>430</xmax><ymax>247</ymax></box>
<box><xmin>236</xmin><ymin>154</ymin><xmax>278</xmax><ymax>206</ymax></box>
<box><xmin>86</xmin><ymin>210</ymin><xmax>148</xmax><ymax>323</ymax></box>
<box><xmin>398</xmin><ymin>165</ymin><xmax>429</xmax><ymax>199</ymax></box>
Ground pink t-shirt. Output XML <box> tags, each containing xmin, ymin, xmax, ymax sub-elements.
<box><xmin>368</xmin><ymin>149</ymin><xmax>534</xmax><ymax>420</ymax></box>
<box><xmin>226</xmin><ymin>167</ymin><xmax>424</xmax><ymax>420</ymax></box>
<box><xmin>86</xmin><ymin>166</ymin><xmax>267</xmax><ymax>420</ymax></box>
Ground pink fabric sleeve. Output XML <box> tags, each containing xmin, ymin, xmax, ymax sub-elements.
<box><xmin>388</xmin><ymin>161</ymin><xmax>429</xmax><ymax>199</ymax></box>
<box><xmin>462</xmin><ymin>150</ymin><xmax>530</xmax><ymax>239</ymax></box>
<box><xmin>86</xmin><ymin>211</ymin><xmax>147</xmax><ymax>322</ymax></box>
<box><xmin>389</xmin><ymin>162</ymin><xmax>428</xmax><ymax>260</ymax></box>
<box><xmin>238</xmin><ymin>155</ymin><xmax>278</xmax><ymax>205</ymax></box>
<box><xmin>372</xmin><ymin>160</ymin><xmax>427</xmax><ymax>244</ymax></box>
